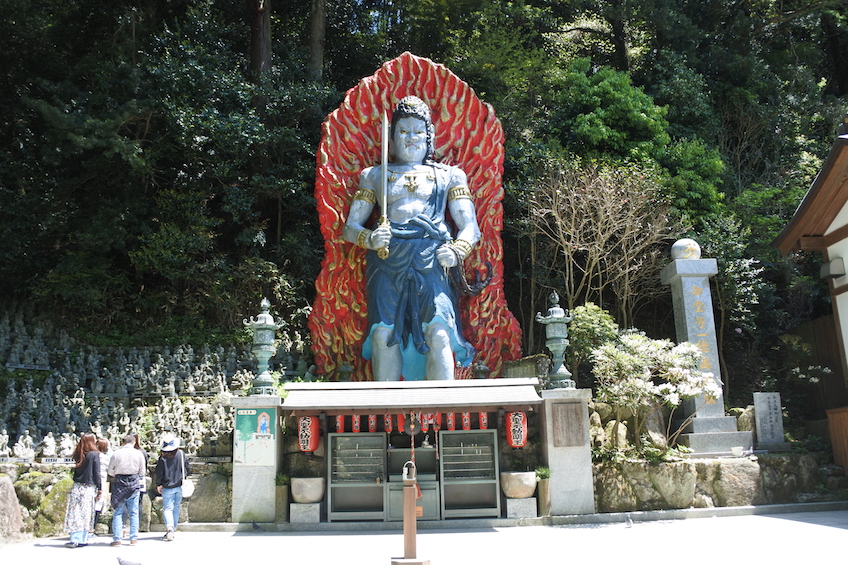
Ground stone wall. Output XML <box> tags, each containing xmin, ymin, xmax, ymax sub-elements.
<box><xmin>0</xmin><ymin>459</ymin><xmax>232</xmax><ymax>543</ymax></box>
<box><xmin>4</xmin><ymin>452</ymin><xmax>847</xmax><ymax>541</ymax></box>
<box><xmin>593</xmin><ymin>453</ymin><xmax>848</xmax><ymax>513</ymax></box>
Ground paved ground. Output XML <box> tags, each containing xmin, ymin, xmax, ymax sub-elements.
<box><xmin>3</xmin><ymin>506</ymin><xmax>847</xmax><ymax>565</ymax></box>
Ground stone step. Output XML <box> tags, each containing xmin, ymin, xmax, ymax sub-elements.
<box><xmin>675</xmin><ymin>416</ymin><xmax>739</xmax><ymax>434</ymax></box>
<box><xmin>677</xmin><ymin>430</ymin><xmax>754</xmax><ymax>455</ymax></box>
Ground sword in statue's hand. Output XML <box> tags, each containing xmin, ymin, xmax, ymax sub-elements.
<box><xmin>378</xmin><ymin>111</ymin><xmax>390</xmax><ymax>259</ymax></box>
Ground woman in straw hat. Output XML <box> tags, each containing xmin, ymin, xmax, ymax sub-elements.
<box><xmin>155</xmin><ymin>432</ymin><xmax>188</xmax><ymax>541</ymax></box>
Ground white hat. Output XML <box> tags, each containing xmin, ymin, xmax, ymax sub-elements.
<box><xmin>161</xmin><ymin>433</ymin><xmax>180</xmax><ymax>452</ymax></box>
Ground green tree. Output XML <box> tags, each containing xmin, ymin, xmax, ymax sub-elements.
<box><xmin>697</xmin><ymin>215</ymin><xmax>766</xmax><ymax>400</ymax></box>
<box><xmin>1</xmin><ymin>0</ymin><xmax>336</xmax><ymax>339</ymax></box>
<box><xmin>567</xmin><ymin>303</ymin><xmax>619</xmax><ymax>386</ymax></box>
<box><xmin>545</xmin><ymin>58</ymin><xmax>670</xmax><ymax>164</ymax></box>
<box><xmin>660</xmin><ymin>138</ymin><xmax>725</xmax><ymax>226</ymax></box>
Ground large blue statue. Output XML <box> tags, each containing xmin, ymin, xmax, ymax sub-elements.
<box><xmin>342</xmin><ymin>96</ymin><xmax>480</xmax><ymax>381</ymax></box>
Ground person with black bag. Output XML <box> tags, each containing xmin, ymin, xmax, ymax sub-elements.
<box><xmin>155</xmin><ymin>432</ymin><xmax>188</xmax><ymax>541</ymax></box>
<box><xmin>63</xmin><ymin>433</ymin><xmax>102</xmax><ymax>548</ymax></box>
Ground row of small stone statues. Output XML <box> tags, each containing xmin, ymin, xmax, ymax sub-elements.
<box><xmin>0</xmin><ymin>429</ymin><xmax>69</xmax><ymax>459</ymax></box>
<box><xmin>0</xmin><ymin>311</ymin><xmax>314</xmax><ymax>396</ymax></box>
<box><xmin>0</xmin><ymin>317</ymin><xmax>312</xmax><ymax>432</ymax></box>
<box><xmin>0</xmin><ymin>363</ymin><xmax>253</xmax><ymax>439</ymax></box>
<box><xmin>0</xmin><ymin>394</ymin><xmax>235</xmax><ymax>460</ymax></box>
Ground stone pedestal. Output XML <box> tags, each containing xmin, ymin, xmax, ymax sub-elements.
<box><xmin>661</xmin><ymin>247</ymin><xmax>753</xmax><ymax>455</ymax></box>
<box><xmin>275</xmin><ymin>485</ymin><xmax>289</xmax><ymax>523</ymax></box>
<box><xmin>504</xmin><ymin>497</ymin><xmax>537</xmax><ymax>519</ymax></box>
<box><xmin>289</xmin><ymin>502</ymin><xmax>321</xmax><ymax>523</ymax></box>
<box><xmin>537</xmin><ymin>479</ymin><xmax>551</xmax><ymax>517</ymax></box>
<box><xmin>231</xmin><ymin>396</ymin><xmax>281</xmax><ymax>523</ymax></box>
<box><xmin>539</xmin><ymin>388</ymin><xmax>595</xmax><ymax>515</ymax></box>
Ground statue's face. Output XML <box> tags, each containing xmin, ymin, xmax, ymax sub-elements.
<box><xmin>392</xmin><ymin>116</ymin><xmax>428</xmax><ymax>164</ymax></box>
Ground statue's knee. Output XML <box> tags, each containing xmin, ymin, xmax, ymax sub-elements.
<box><xmin>425</xmin><ymin>325</ymin><xmax>451</xmax><ymax>350</ymax></box>
<box><xmin>371</xmin><ymin>327</ymin><xmax>393</xmax><ymax>349</ymax></box>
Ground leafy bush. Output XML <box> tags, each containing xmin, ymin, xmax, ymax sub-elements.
<box><xmin>592</xmin><ymin>331</ymin><xmax>722</xmax><ymax>449</ymax></box>
<box><xmin>567</xmin><ymin>302</ymin><xmax>619</xmax><ymax>385</ymax></box>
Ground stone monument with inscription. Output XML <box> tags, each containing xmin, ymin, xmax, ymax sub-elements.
<box><xmin>753</xmin><ymin>392</ymin><xmax>793</xmax><ymax>451</ymax></box>
<box><xmin>660</xmin><ymin>238</ymin><xmax>753</xmax><ymax>455</ymax></box>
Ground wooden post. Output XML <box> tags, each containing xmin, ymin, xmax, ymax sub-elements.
<box><xmin>391</xmin><ymin>461</ymin><xmax>429</xmax><ymax>565</ymax></box>
<box><xmin>403</xmin><ymin>483</ymin><xmax>416</xmax><ymax>559</ymax></box>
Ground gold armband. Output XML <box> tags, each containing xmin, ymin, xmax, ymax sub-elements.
<box><xmin>356</xmin><ymin>228</ymin><xmax>373</xmax><ymax>249</ymax></box>
<box><xmin>447</xmin><ymin>185</ymin><xmax>472</xmax><ymax>202</ymax></box>
<box><xmin>452</xmin><ymin>238</ymin><xmax>474</xmax><ymax>259</ymax></box>
<box><xmin>352</xmin><ymin>187</ymin><xmax>377</xmax><ymax>205</ymax></box>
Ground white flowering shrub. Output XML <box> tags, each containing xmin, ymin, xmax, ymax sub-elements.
<box><xmin>592</xmin><ymin>331</ymin><xmax>721</xmax><ymax>450</ymax></box>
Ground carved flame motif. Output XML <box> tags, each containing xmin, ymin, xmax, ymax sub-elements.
<box><xmin>308</xmin><ymin>52</ymin><xmax>523</xmax><ymax>380</ymax></box>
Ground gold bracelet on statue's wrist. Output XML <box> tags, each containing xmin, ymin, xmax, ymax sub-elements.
<box><xmin>452</xmin><ymin>238</ymin><xmax>473</xmax><ymax>259</ymax></box>
<box><xmin>356</xmin><ymin>228</ymin><xmax>373</xmax><ymax>249</ymax></box>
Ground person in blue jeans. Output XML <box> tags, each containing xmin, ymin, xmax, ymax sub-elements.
<box><xmin>107</xmin><ymin>434</ymin><xmax>146</xmax><ymax>546</ymax></box>
<box><xmin>155</xmin><ymin>432</ymin><xmax>187</xmax><ymax>541</ymax></box>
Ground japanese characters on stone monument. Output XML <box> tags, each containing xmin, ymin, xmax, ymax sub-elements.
<box><xmin>661</xmin><ymin>239</ymin><xmax>724</xmax><ymax>415</ymax></box>
<box><xmin>753</xmin><ymin>392</ymin><xmax>792</xmax><ymax>451</ymax></box>
<box><xmin>661</xmin><ymin>238</ymin><xmax>753</xmax><ymax>454</ymax></box>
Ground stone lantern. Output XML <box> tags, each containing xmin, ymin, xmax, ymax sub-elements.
<box><xmin>243</xmin><ymin>298</ymin><xmax>285</xmax><ymax>395</ymax></box>
<box><xmin>472</xmin><ymin>359</ymin><xmax>491</xmax><ymax>379</ymax></box>
<box><xmin>535</xmin><ymin>290</ymin><xmax>574</xmax><ymax>389</ymax></box>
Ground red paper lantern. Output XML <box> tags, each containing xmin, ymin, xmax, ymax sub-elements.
<box><xmin>298</xmin><ymin>416</ymin><xmax>320</xmax><ymax>452</ymax></box>
<box><xmin>384</xmin><ymin>414</ymin><xmax>394</xmax><ymax>432</ymax></box>
<box><xmin>431</xmin><ymin>413</ymin><xmax>442</xmax><ymax>431</ymax></box>
<box><xmin>397</xmin><ymin>413</ymin><xmax>406</xmax><ymax>434</ymax></box>
<box><xmin>478</xmin><ymin>411</ymin><xmax>489</xmax><ymax>430</ymax></box>
<box><xmin>351</xmin><ymin>414</ymin><xmax>361</xmax><ymax>433</ymax></box>
<box><xmin>368</xmin><ymin>414</ymin><xmax>377</xmax><ymax>432</ymax></box>
<box><xmin>461</xmin><ymin>412</ymin><xmax>471</xmax><ymax>430</ymax></box>
<box><xmin>506</xmin><ymin>411</ymin><xmax>528</xmax><ymax>448</ymax></box>
<box><xmin>335</xmin><ymin>415</ymin><xmax>345</xmax><ymax>433</ymax></box>
<box><xmin>445</xmin><ymin>413</ymin><xmax>456</xmax><ymax>431</ymax></box>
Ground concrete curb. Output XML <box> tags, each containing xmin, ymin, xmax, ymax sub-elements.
<box><xmin>165</xmin><ymin>500</ymin><xmax>848</xmax><ymax>533</ymax></box>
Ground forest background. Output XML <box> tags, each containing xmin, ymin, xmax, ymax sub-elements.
<box><xmin>2</xmin><ymin>0</ymin><xmax>847</xmax><ymax>424</ymax></box>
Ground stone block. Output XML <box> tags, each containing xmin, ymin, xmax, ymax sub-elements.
<box><xmin>540</xmin><ymin>389</ymin><xmax>596</xmax><ymax>516</ymax></box>
<box><xmin>504</xmin><ymin>497</ymin><xmax>537</xmax><ymax>519</ymax></box>
<box><xmin>188</xmin><ymin>472</ymin><xmax>231</xmax><ymax>523</ymax></box>
<box><xmin>0</xmin><ymin>475</ymin><xmax>25</xmax><ymax>543</ymax></box>
<box><xmin>232</xmin><ymin>466</ymin><xmax>275</xmax><ymax>523</ymax></box>
<box><xmin>754</xmin><ymin>392</ymin><xmax>786</xmax><ymax>444</ymax></box>
<box><xmin>289</xmin><ymin>502</ymin><xmax>320</xmax><ymax>523</ymax></box>
<box><xmin>678</xmin><ymin>430</ymin><xmax>753</xmax><ymax>455</ymax></box>
<box><xmin>679</xmin><ymin>416</ymin><xmax>739</xmax><ymax>434</ymax></box>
